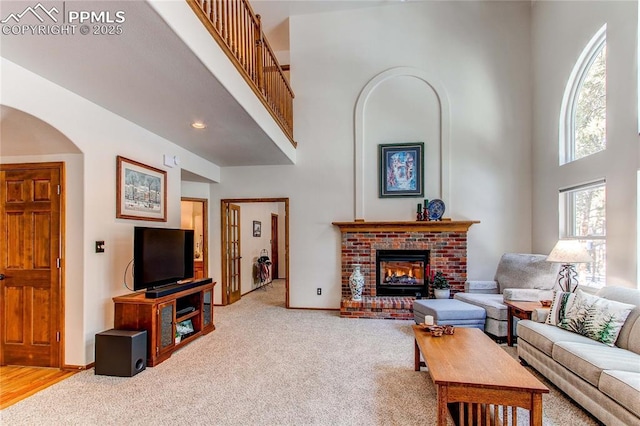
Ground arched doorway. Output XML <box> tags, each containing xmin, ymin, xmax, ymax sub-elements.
<box><xmin>0</xmin><ymin>105</ymin><xmax>82</xmax><ymax>368</ymax></box>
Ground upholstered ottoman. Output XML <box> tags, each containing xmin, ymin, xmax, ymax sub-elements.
<box><xmin>413</xmin><ymin>299</ymin><xmax>486</xmax><ymax>329</ymax></box>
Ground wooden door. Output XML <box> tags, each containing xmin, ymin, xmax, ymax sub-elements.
<box><xmin>180</xmin><ymin>198</ymin><xmax>208</xmax><ymax>281</ymax></box>
<box><xmin>271</xmin><ymin>214</ymin><xmax>279</xmax><ymax>279</ymax></box>
<box><xmin>222</xmin><ymin>203</ymin><xmax>241</xmax><ymax>304</ymax></box>
<box><xmin>0</xmin><ymin>163</ymin><xmax>62</xmax><ymax>367</ymax></box>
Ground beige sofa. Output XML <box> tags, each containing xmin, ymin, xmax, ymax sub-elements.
<box><xmin>517</xmin><ymin>286</ymin><xmax>640</xmax><ymax>426</ymax></box>
<box><xmin>454</xmin><ymin>253</ymin><xmax>560</xmax><ymax>339</ymax></box>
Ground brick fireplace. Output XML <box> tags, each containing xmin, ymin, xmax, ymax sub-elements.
<box><xmin>332</xmin><ymin>220</ymin><xmax>479</xmax><ymax>319</ymax></box>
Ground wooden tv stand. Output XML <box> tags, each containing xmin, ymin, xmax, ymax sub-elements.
<box><xmin>113</xmin><ymin>279</ymin><xmax>216</xmax><ymax>366</ymax></box>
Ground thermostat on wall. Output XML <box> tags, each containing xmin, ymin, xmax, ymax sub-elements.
<box><xmin>163</xmin><ymin>155</ymin><xmax>180</xmax><ymax>167</ymax></box>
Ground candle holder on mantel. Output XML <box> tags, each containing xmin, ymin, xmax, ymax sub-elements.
<box><xmin>416</xmin><ymin>199</ymin><xmax>431</xmax><ymax>222</ymax></box>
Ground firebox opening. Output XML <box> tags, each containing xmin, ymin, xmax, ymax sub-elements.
<box><xmin>376</xmin><ymin>249</ymin><xmax>430</xmax><ymax>297</ymax></box>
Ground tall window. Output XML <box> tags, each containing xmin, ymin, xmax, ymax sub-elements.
<box><xmin>560</xmin><ymin>25</ymin><xmax>607</xmax><ymax>165</ymax></box>
<box><xmin>560</xmin><ymin>181</ymin><xmax>606</xmax><ymax>287</ymax></box>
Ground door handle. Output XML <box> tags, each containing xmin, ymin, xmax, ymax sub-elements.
<box><xmin>0</xmin><ymin>274</ymin><xmax>5</xmax><ymax>280</ymax></box>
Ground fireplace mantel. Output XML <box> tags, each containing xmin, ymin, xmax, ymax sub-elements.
<box><xmin>332</xmin><ymin>220</ymin><xmax>479</xmax><ymax>233</ymax></box>
<box><xmin>335</xmin><ymin>219</ymin><xmax>480</xmax><ymax>319</ymax></box>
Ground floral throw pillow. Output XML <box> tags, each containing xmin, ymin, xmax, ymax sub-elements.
<box><xmin>546</xmin><ymin>291</ymin><xmax>577</xmax><ymax>327</ymax></box>
<box><xmin>560</xmin><ymin>289</ymin><xmax>634</xmax><ymax>346</ymax></box>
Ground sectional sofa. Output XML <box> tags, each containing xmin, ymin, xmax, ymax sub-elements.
<box><xmin>516</xmin><ymin>286</ymin><xmax>640</xmax><ymax>426</ymax></box>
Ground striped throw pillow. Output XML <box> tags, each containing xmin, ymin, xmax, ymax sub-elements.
<box><xmin>546</xmin><ymin>291</ymin><xmax>577</xmax><ymax>328</ymax></box>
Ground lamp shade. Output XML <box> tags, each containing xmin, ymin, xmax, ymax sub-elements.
<box><xmin>546</xmin><ymin>240</ymin><xmax>593</xmax><ymax>264</ymax></box>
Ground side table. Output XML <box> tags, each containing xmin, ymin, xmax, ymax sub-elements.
<box><xmin>504</xmin><ymin>300</ymin><xmax>543</xmax><ymax>346</ymax></box>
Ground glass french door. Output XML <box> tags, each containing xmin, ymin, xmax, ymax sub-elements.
<box><xmin>222</xmin><ymin>202</ymin><xmax>241</xmax><ymax>304</ymax></box>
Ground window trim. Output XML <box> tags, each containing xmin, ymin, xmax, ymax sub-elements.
<box><xmin>559</xmin><ymin>24</ymin><xmax>607</xmax><ymax>165</ymax></box>
<box><xmin>559</xmin><ymin>180</ymin><xmax>606</xmax><ymax>288</ymax></box>
<box><xmin>559</xmin><ymin>179</ymin><xmax>606</xmax><ymax>240</ymax></box>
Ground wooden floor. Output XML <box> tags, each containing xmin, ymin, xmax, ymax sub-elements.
<box><xmin>0</xmin><ymin>366</ymin><xmax>76</xmax><ymax>410</ymax></box>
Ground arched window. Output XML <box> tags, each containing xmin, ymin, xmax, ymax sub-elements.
<box><xmin>559</xmin><ymin>25</ymin><xmax>607</xmax><ymax>165</ymax></box>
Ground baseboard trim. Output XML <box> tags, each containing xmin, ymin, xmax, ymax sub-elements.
<box><xmin>62</xmin><ymin>362</ymin><xmax>94</xmax><ymax>371</ymax></box>
<box><xmin>288</xmin><ymin>307</ymin><xmax>340</xmax><ymax>312</ymax></box>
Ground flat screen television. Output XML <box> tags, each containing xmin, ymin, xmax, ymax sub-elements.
<box><xmin>133</xmin><ymin>227</ymin><xmax>194</xmax><ymax>291</ymax></box>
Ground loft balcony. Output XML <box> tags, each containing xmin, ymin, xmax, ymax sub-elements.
<box><xmin>0</xmin><ymin>0</ymin><xmax>296</xmax><ymax>167</ymax></box>
<box><xmin>188</xmin><ymin>0</ymin><xmax>295</xmax><ymax>147</ymax></box>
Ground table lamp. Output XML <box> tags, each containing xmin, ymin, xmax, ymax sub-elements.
<box><xmin>546</xmin><ymin>240</ymin><xmax>593</xmax><ymax>292</ymax></box>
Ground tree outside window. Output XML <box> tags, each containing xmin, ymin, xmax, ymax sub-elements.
<box><xmin>563</xmin><ymin>183</ymin><xmax>606</xmax><ymax>287</ymax></box>
<box><xmin>573</xmin><ymin>46</ymin><xmax>606</xmax><ymax>161</ymax></box>
<box><xmin>560</xmin><ymin>25</ymin><xmax>607</xmax><ymax>165</ymax></box>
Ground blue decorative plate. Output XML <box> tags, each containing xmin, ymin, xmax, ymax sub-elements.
<box><xmin>427</xmin><ymin>199</ymin><xmax>445</xmax><ymax>220</ymax></box>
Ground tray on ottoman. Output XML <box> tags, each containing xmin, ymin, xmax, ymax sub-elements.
<box><xmin>414</xmin><ymin>299</ymin><xmax>486</xmax><ymax>329</ymax></box>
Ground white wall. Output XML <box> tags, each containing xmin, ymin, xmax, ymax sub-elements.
<box><xmin>531</xmin><ymin>1</ymin><xmax>638</xmax><ymax>288</ymax></box>
<box><xmin>210</xmin><ymin>1</ymin><xmax>533</xmax><ymax>308</ymax></box>
<box><xmin>1</xmin><ymin>58</ymin><xmax>221</xmax><ymax>365</ymax></box>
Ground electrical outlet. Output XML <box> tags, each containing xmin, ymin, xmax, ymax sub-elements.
<box><xmin>317</xmin><ymin>288</ymin><xmax>322</xmax><ymax>295</ymax></box>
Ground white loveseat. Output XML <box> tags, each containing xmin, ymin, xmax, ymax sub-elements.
<box><xmin>517</xmin><ymin>286</ymin><xmax>640</xmax><ymax>425</ymax></box>
<box><xmin>454</xmin><ymin>253</ymin><xmax>560</xmax><ymax>339</ymax></box>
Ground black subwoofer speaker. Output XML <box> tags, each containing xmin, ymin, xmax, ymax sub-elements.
<box><xmin>95</xmin><ymin>329</ymin><xmax>147</xmax><ymax>377</ymax></box>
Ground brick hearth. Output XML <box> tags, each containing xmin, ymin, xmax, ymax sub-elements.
<box><xmin>333</xmin><ymin>220</ymin><xmax>479</xmax><ymax>319</ymax></box>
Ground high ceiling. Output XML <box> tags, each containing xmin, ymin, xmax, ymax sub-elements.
<box><xmin>1</xmin><ymin>0</ymin><xmax>396</xmax><ymax>170</ymax></box>
<box><xmin>252</xmin><ymin>0</ymin><xmax>392</xmax><ymax>53</ymax></box>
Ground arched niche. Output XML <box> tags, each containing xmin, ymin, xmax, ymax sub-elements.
<box><xmin>354</xmin><ymin>67</ymin><xmax>450</xmax><ymax>221</ymax></box>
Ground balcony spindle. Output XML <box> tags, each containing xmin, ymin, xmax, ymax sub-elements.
<box><xmin>232</xmin><ymin>0</ymin><xmax>238</xmax><ymax>55</ymax></box>
<box><xmin>255</xmin><ymin>14</ymin><xmax>265</xmax><ymax>94</ymax></box>
<box><xmin>189</xmin><ymin>0</ymin><xmax>295</xmax><ymax>145</ymax></box>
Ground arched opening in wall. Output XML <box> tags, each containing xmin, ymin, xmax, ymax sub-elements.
<box><xmin>364</xmin><ymin>75</ymin><xmax>442</xmax><ymax>220</ymax></box>
<box><xmin>354</xmin><ymin>67</ymin><xmax>451</xmax><ymax>221</ymax></box>
<box><xmin>0</xmin><ymin>105</ymin><xmax>83</xmax><ymax>370</ymax></box>
<box><xmin>220</xmin><ymin>198</ymin><xmax>289</xmax><ymax>308</ymax></box>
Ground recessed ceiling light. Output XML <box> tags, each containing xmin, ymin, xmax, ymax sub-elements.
<box><xmin>191</xmin><ymin>121</ymin><xmax>206</xmax><ymax>129</ymax></box>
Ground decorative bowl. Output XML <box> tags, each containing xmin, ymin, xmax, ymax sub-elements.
<box><xmin>444</xmin><ymin>325</ymin><xmax>455</xmax><ymax>335</ymax></box>
<box><xmin>430</xmin><ymin>326</ymin><xmax>445</xmax><ymax>337</ymax></box>
<box><xmin>419</xmin><ymin>323</ymin><xmax>431</xmax><ymax>331</ymax></box>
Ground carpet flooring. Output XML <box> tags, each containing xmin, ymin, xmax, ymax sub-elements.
<box><xmin>0</xmin><ymin>280</ymin><xmax>600</xmax><ymax>425</ymax></box>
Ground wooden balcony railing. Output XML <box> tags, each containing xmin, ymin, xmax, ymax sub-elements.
<box><xmin>187</xmin><ymin>0</ymin><xmax>296</xmax><ymax>147</ymax></box>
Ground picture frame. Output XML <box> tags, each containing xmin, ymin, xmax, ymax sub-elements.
<box><xmin>176</xmin><ymin>319</ymin><xmax>194</xmax><ymax>336</ymax></box>
<box><xmin>379</xmin><ymin>142</ymin><xmax>424</xmax><ymax>198</ymax></box>
<box><xmin>116</xmin><ymin>156</ymin><xmax>167</xmax><ymax>221</ymax></box>
<box><xmin>253</xmin><ymin>221</ymin><xmax>261</xmax><ymax>237</ymax></box>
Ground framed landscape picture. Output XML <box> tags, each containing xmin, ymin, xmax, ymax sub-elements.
<box><xmin>116</xmin><ymin>156</ymin><xmax>167</xmax><ymax>221</ymax></box>
<box><xmin>379</xmin><ymin>142</ymin><xmax>424</xmax><ymax>198</ymax></box>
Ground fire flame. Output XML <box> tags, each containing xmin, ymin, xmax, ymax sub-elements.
<box><xmin>386</xmin><ymin>268</ymin><xmax>413</xmax><ymax>277</ymax></box>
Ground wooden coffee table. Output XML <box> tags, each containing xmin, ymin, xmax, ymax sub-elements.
<box><xmin>413</xmin><ymin>326</ymin><xmax>548</xmax><ymax>426</ymax></box>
